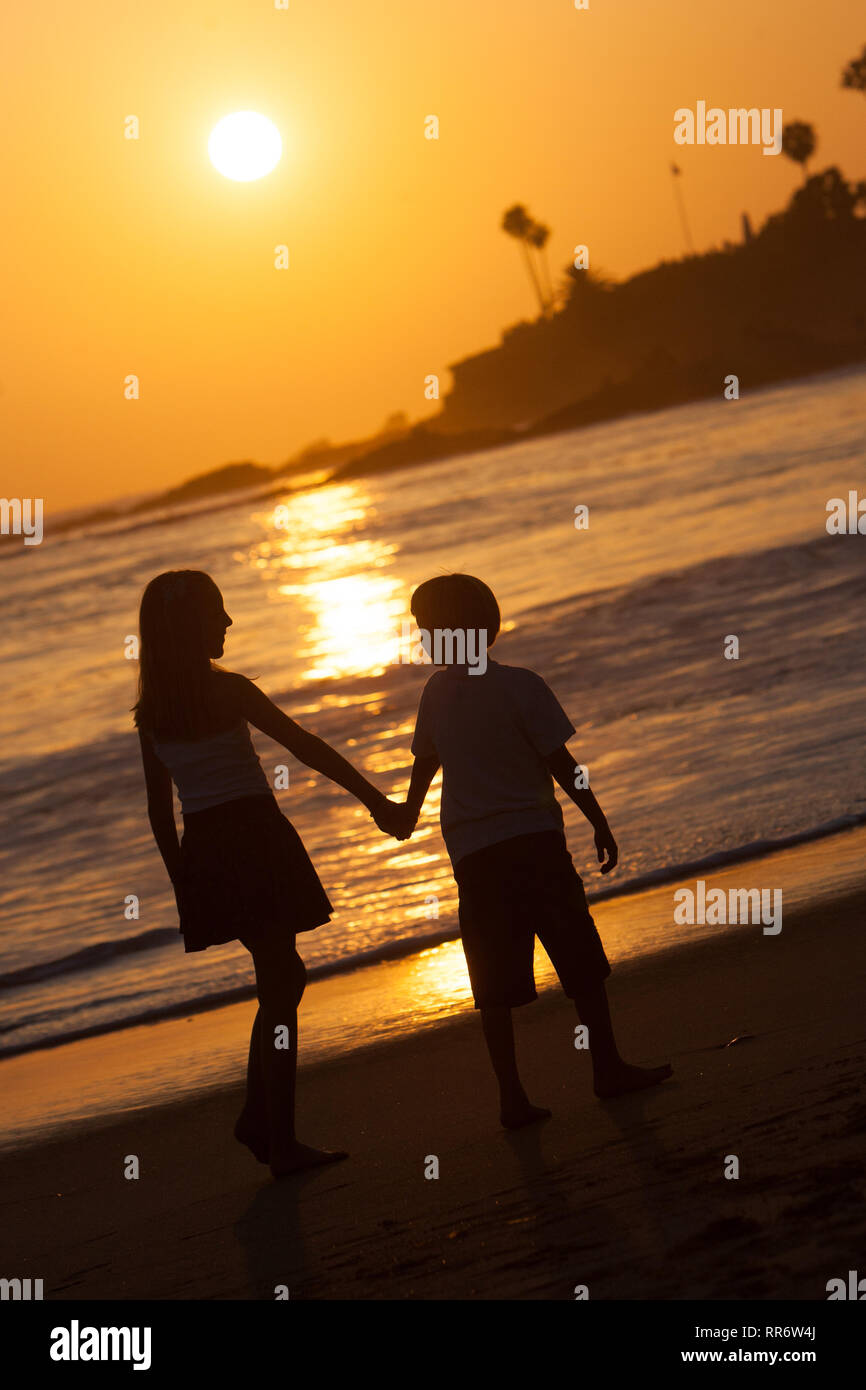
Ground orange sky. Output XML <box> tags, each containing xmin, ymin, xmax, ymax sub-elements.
<box><xmin>4</xmin><ymin>0</ymin><xmax>864</xmax><ymax>510</ymax></box>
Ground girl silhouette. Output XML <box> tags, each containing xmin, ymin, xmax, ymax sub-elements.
<box><xmin>134</xmin><ymin>570</ymin><xmax>402</xmax><ymax>1177</ymax></box>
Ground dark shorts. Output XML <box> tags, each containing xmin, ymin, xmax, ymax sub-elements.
<box><xmin>177</xmin><ymin>793</ymin><xmax>333</xmax><ymax>953</ymax></box>
<box><xmin>454</xmin><ymin>830</ymin><xmax>611</xmax><ymax>1008</ymax></box>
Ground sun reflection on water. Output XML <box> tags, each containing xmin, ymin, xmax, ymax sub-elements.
<box><xmin>408</xmin><ymin>940</ymin><xmax>474</xmax><ymax>1012</ymax></box>
<box><xmin>240</xmin><ymin>481</ymin><xmax>471</xmax><ymax>1014</ymax></box>
<box><xmin>246</xmin><ymin>484</ymin><xmax>410</xmax><ymax>680</ymax></box>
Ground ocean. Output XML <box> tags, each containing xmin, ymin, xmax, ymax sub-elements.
<box><xmin>2</xmin><ymin>366</ymin><xmax>865</xmax><ymax>1063</ymax></box>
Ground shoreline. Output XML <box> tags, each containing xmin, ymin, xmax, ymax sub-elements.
<box><xmin>2</xmin><ymin>877</ymin><xmax>864</xmax><ymax>1299</ymax></box>
<box><xmin>4</xmin><ymin>360</ymin><xmax>864</xmax><ymax>556</ymax></box>
<box><xmin>2</xmin><ymin>822</ymin><xmax>866</xmax><ymax>1159</ymax></box>
<box><xmin>4</xmin><ymin>811</ymin><xmax>865</xmax><ymax>1068</ymax></box>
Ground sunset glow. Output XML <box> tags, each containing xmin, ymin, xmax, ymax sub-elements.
<box><xmin>5</xmin><ymin>1</ymin><xmax>863</xmax><ymax>509</ymax></box>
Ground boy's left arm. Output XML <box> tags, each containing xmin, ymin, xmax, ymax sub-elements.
<box><xmin>546</xmin><ymin>745</ymin><xmax>618</xmax><ymax>874</ymax></box>
<box><xmin>370</xmin><ymin>755</ymin><xmax>438</xmax><ymax>840</ymax></box>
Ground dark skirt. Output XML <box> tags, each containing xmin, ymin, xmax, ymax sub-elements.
<box><xmin>177</xmin><ymin>793</ymin><xmax>333</xmax><ymax>953</ymax></box>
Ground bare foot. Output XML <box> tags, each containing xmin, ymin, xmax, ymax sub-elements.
<box><xmin>500</xmin><ymin>1102</ymin><xmax>552</xmax><ymax>1130</ymax></box>
<box><xmin>234</xmin><ymin>1114</ymin><xmax>269</xmax><ymax>1164</ymax></box>
<box><xmin>593</xmin><ymin>1062</ymin><xmax>673</xmax><ymax>1099</ymax></box>
<box><xmin>269</xmin><ymin>1142</ymin><xmax>349</xmax><ymax>1179</ymax></box>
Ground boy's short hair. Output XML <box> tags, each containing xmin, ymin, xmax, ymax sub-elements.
<box><xmin>410</xmin><ymin>574</ymin><xmax>501</xmax><ymax>643</ymax></box>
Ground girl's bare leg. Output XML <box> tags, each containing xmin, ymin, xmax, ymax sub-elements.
<box><xmin>234</xmin><ymin>1007</ymin><xmax>269</xmax><ymax>1162</ymax></box>
<box><xmin>236</xmin><ymin>937</ymin><xmax>306</xmax><ymax>1159</ymax></box>
<box><xmin>243</xmin><ymin>933</ymin><xmax>347</xmax><ymax>1177</ymax></box>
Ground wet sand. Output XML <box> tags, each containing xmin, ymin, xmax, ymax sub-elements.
<box><xmin>2</xmin><ymin>882</ymin><xmax>863</xmax><ymax>1300</ymax></box>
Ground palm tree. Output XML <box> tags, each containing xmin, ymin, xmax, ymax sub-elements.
<box><xmin>502</xmin><ymin>204</ymin><xmax>547</xmax><ymax>317</ymax></box>
<box><xmin>781</xmin><ymin>121</ymin><xmax>816</xmax><ymax>182</ymax></box>
<box><xmin>527</xmin><ymin>221</ymin><xmax>555</xmax><ymax>313</ymax></box>
<box><xmin>841</xmin><ymin>45</ymin><xmax>866</xmax><ymax>96</ymax></box>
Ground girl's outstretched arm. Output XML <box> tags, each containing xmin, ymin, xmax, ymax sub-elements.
<box><xmin>138</xmin><ymin>730</ymin><xmax>182</xmax><ymax>886</ymax></box>
<box><xmin>235</xmin><ymin>674</ymin><xmax>393</xmax><ymax>821</ymax></box>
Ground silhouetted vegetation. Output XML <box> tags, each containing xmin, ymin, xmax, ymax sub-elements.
<box><xmin>841</xmin><ymin>44</ymin><xmax>866</xmax><ymax>96</ymax></box>
<box><xmin>782</xmin><ymin>121</ymin><xmax>816</xmax><ymax>182</ymax></box>
<box><xmin>502</xmin><ymin>204</ymin><xmax>553</xmax><ymax>316</ymax></box>
<box><xmin>438</xmin><ymin>165</ymin><xmax>866</xmax><ymax>435</ymax></box>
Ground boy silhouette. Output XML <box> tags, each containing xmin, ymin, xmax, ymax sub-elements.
<box><xmin>397</xmin><ymin>574</ymin><xmax>672</xmax><ymax>1128</ymax></box>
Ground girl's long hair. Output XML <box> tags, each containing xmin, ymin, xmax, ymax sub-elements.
<box><xmin>133</xmin><ymin>570</ymin><xmax>223</xmax><ymax>740</ymax></box>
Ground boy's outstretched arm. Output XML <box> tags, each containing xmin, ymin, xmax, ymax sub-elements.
<box><xmin>382</xmin><ymin>752</ymin><xmax>439</xmax><ymax>842</ymax></box>
<box><xmin>545</xmin><ymin>744</ymin><xmax>618</xmax><ymax>874</ymax></box>
<box><xmin>404</xmin><ymin>753</ymin><xmax>440</xmax><ymax>829</ymax></box>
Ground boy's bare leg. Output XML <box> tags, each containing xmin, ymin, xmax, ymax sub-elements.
<box><xmin>573</xmin><ymin>980</ymin><xmax>673</xmax><ymax>1098</ymax></box>
<box><xmin>480</xmin><ymin>1005</ymin><xmax>552</xmax><ymax>1129</ymax></box>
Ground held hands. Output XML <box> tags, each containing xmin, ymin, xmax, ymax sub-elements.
<box><xmin>594</xmin><ymin>825</ymin><xmax>618</xmax><ymax>874</ymax></box>
<box><xmin>371</xmin><ymin>795</ymin><xmax>417</xmax><ymax>841</ymax></box>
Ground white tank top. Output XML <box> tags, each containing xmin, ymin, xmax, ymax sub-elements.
<box><xmin>150</xmin><ymin>719</ymin><xmax>272</xmax><ymax>814</ymax></box>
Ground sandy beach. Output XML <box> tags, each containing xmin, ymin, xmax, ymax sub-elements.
<box><xmin>3</xmin><ymin>874</ymin><xmax>864</xmax><ymax>1301</ymax></box>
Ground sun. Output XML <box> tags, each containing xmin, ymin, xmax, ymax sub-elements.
<box><xmin>208</xmin><ymin>111</ymin><xmax>282</xmax><ymax>182</ymax></box>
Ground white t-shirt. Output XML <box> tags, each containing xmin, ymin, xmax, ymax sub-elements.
<box><xmin>411</xmin><ymin>660</ymin><xmax>576</xmax><ymax>865</ymax></box>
